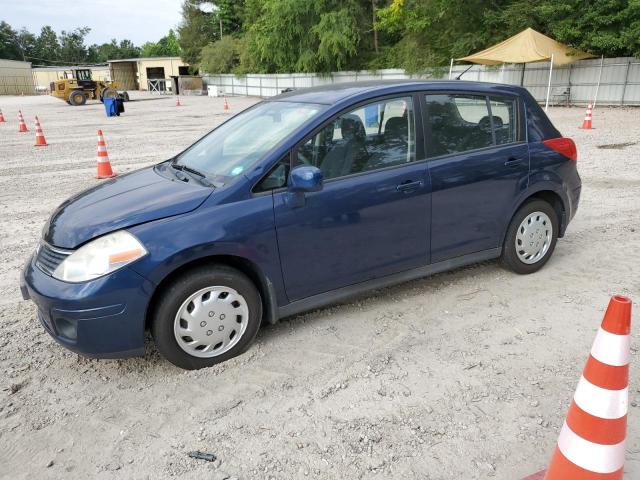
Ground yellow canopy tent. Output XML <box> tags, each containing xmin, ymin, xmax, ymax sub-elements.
<box><xmin>455</xmin><ymin>28</ymin><xmax>594</xmax><ymax>110</ymax></box>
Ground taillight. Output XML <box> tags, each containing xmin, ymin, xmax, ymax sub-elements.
<box><xmin>543</xmin><ymin>137</ymin><xmax>577</xmax><ymax>161</ymax></box>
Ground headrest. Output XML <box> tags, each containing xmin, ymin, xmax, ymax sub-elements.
<box><xmin>340</xmin><ymin>114</ymin><xmax>366</xmax><ymax>141</ymax></box>
<box><xmin>478</xmin><ymin>115</ymin><xmax>504</xmax><ymax>132</ymax></box>
<box><xmin>384</xmin><ymin>117</ymin><xmax>407</xmax><ymax>139</ymax></box>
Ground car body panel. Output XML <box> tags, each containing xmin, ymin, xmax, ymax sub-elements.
<box><xmin>44</xmin><ymin>166</ymin><xmax>213</xmax><ymax>249</ymax></box>
<box><xmin>429</xmin><ymin>142</ymin><xmax>530</xmax><ymax>262</ymax></box>
<box><xmin>127</xmin><ymin>187</ymin><xmax>288</xmax><ymax>307</ymax></box>
<box><xmin>21</xmin><ymin>255</ymin><xmax>152</xmax><ymax>357</ymax></box>
<box><xmin>273</xmin><ymin>160</ymin><xmax>431</xmax><ymax>301</ymax></box>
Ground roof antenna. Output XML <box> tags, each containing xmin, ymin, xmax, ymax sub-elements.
<box><xmin>456</xmin><ymin>65</ymin><xmax>474</xmax><ymax>80</ymax></box>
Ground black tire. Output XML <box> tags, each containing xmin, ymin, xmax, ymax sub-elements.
<box><xmin>501</xmin><ymin>199</ymin><xmax>559</xmax><ymax>274</ymax></box>
<box><xmin>151</xmin><ymin>265</ymin><xmax>262</xmax><ymax>370</ymax></box>
<box><xmin>68</xmin><ymin>90</ymin><xmax>87</xmax><ymax>106</ymax></box>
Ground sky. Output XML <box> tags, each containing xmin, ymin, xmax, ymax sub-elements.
<box><xmin>3</xmin><ymin>0</ymin><xmax>184</xmax><ymax>46</ymax></box>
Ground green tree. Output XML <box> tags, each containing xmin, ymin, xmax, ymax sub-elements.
<box><xmin>87</xmin><ymin>39</ymin><xmax>140</xmax><ymax>63</ymax></box>
<box><xmin>33</xmin><ymin>26</ymin><xmax>60</xmax><ymax>63</ymax></box>
<box><xmin>246</xmin><ymin>0</ymin><xmax>366</xmax><ymax>73</ymax></box>
<box><xmin>141</xmin><ymin>29</ymin><xmax>182</xmax><ymax>57</ymax></box>
<box><xmin>0</xmin><ymin>21</ymin><xmax>22</xmax><ymax>60</ymax></box>
<box><xmin>200</xmin><ymin>35</ymin><xmax>238</xmax><ymax>73</ymax></box>
<box><xmin>15</xmin><ymin>28</ymin><xmax>37</xmax><ymax>62</ymax></box>
<box><xmin>178</xmin><ymin>1</ymin><xmax>219</xmax><ymax>64</ymax></box>
<box><xmin>58</xmin><ymin>27</ymin><xmax>92</xmax><ymax>63</ymax></box>
<box><xmin>485</xmin><ymin>0</ymin><xmax>640</xmax><ymax>58</ymax></box>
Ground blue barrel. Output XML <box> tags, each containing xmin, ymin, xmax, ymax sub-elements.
<box><xmin>104</xmin><ymin>97</ymin><xmax>118</xmax><ymax>117</ymax></box>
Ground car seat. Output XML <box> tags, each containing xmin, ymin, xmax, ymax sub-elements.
<box><xmin>320</xmin><ymin>114</ymin><xmax>368</xmax><ymax>179</ymax></box>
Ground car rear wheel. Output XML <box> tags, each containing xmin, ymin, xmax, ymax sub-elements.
<box><xmin>501</xmin><ymin>199</ymin><xmax>559</xmax><ymax>274</ymax></box>
<box><xmin>151</xmin><ymin>265</ymin><xmax>262</xmax><ymax>370</ymax></box>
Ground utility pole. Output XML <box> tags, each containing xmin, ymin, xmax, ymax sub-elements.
<box><xmin>372</xmin><ymin>0</ymin><xmax>379</xmax><ymax>54</ymax></box>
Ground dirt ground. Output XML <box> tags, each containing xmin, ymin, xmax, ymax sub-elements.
<box><xmin>0</xmin><ymin>92</ymin><xmax>638</xmax><ymax>480</ymax></box>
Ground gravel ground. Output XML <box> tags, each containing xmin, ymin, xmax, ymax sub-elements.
<box><xmin>0</xmin><ymin>92</ymin><xmax>638</xmax><ymax>480</ymax></box>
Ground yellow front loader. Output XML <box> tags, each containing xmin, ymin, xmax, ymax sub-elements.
<box><xmin>50</xmin><ymin>68</ymin><xmax>129</xmax><ymax>106</ymax></box>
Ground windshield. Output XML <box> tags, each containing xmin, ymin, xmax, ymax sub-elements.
<box><xmin>175</xmin><ymin>101</ymin><xmax>326</xmax><ymax>181</ymax></box>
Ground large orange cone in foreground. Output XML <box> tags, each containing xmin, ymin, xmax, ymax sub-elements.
<box><xmin>17</xmin><ymin>110</ymin><xmax>28</xmax><ymax>132</ymax></box>
<box><xmin>581</xmin><ymin>103</ymin><xmax>594</xmax><ymax>129</ymax></box>
<box><xmin>34</xmin><ymin>116</ymin><xmax>48</xmax><ymax>146</ymax></box>
<box><xmin>96</xmin><ymin>129</ymin><xmax>116</xmax><ymax>179</ymax></box>
<box><xmin>526</xmin><ymin>295</ymin><xmax>632</xmax><ymax>480</ymax></box>
<box><xmin>0</xmin><ymin>108</ymin><xmax>6</xmax><ymax>123</ymax></box>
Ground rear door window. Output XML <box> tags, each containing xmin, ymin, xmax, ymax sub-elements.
<box><xmin>424</xmin><ymin>94</ymin><xmax>493</xmax><ymax>157</ymax></box>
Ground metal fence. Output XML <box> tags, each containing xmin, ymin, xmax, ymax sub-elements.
<box><xmin>0</xmin><ymin>75</ymin><xmax>35</xmax><ymax>95</ymax></box>
<box><xmin>203</xmin><ymin>56</ymin><xmax>640</xmax><ymax>106</ymax></box>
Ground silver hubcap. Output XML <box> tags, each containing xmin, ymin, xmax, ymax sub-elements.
<box><xmin>173</xmin><ymin>286</ymin><xmax>249</xmax><ymax>358</ymax></box>
<box><xmin>515</xmin><ymin>211</ymin><xmax>553</xmax><ymax>264</ymax></box>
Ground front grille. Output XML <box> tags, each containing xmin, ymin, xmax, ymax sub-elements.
<box><xmin>35</xmin><ymin>242</ymin><xmax>72</xmax><ymax>276</ymax></box>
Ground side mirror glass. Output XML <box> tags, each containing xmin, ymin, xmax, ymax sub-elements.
<box><xmin>288</xmin><ymin>166</ymin><xmax>323</xmax><ymax>193</ymax></box>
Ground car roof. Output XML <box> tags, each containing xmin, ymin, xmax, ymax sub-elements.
<box><xmin>270</xmin><ymin>80</ymin><xmax>526</xmax><ymax>105</ymax></box>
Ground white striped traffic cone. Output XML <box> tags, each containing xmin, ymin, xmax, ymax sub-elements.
<box><xmin>527</xmin><ymin>295</ymin><xmax>632</xmax><ymax>480</ymax></box>
<box><xmin>96</xmin><ymin>129</ymin><xmax>116</xmax><ymax>179</ymax></box>
<box><xmin>18</xmin><ymin>110</ymin><xmax>28</xmax><ymax>132</ymax></box>
<box><xmin>580</xmin><ymin>103</ymin><xmax>593</xmax><ymax>129</ymax></box>
<box><xmin>34</xmin><ymin>116</ymin><xmax>48</xmax><ymax>146</ymax></box>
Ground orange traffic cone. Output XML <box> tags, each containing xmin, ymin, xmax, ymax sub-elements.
<box><xmin>521</xmin><ymin>473</ymin><xmax>545</xmax><ymax>480</ymax></box>
<box><xmin>525</xmin><ymin>295</ymin><xmax>632</xmax><ymax>480</ymax></box>
<box><xmin>96</xmin><ymin>129</ymin><xmax>116</xmax><ymax>179</ymax></box>
<box><xmin>580</xmin><ymin>103</ymin><xmax>593</xmax><ymax>129</ymax></box>
<box><xmin>18</xmin><ymin>110</ymin><xmax>28</xmax><ymax>132</ymax></box>
<box><xmin>34</xmin><ymin>116</ymin><xmax>48</xmax><ymax>146</ymax></box>
<box><xmin>176</xmin><ymin>96</ymin><xmax>182</xmax><ymax>107</ymax></box>
<box><xmin>0</xmin><ymin>108</ymin><xmax>5</xmax><ymax>123</ymax></box>
<box><xmin>223</xmin><ymin>96</ymin><xmax>230</xmax><ymax>111</ymax></box>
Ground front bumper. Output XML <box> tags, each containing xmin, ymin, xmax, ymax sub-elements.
<box><xmin>21</xmin><ymin>254</ymin><xmax>154</xmax><ymax>358</ymax></box>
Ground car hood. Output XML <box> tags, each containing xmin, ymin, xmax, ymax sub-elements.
<box><xmin>43</xmin><ymin>166</ymin><xmax>213</xmax><ymax>249</ymax></box>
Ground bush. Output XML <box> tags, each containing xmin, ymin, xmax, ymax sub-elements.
<box><xmin>200</xmin><ymin>36</ymin><xmax>238</xmax><ymax>74</ymax></box>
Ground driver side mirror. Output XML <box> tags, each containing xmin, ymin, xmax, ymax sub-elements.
<box><xmin>288</xmin><ymin>166</ymin><xmax>323</xmax><ymax>193</ymax></box>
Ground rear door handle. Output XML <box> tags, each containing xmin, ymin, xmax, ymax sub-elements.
<box><xmin>504</xmin><ymin>157</ymin><xmax>526</xmax><ymax>167</ymax></box>
<box><xmin>396</xmin><ymin>180</ymin><xmax>424</xmax><ymax>193</ymax></box>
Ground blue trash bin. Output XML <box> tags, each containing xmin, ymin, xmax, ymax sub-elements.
<box><xmin>104</xmin><ymin>97</ymin><xmax>118</xmax><ymax>117</ymax></box>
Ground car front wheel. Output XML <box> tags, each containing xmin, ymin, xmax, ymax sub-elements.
<box><xmin>151</xmin><ymin>265</ymin><xmax>262</xmax><ymax>370</ymax></box>
<box><xmin>501</xmin><ymin>199</ymin><xmax>559</xmax><ymax>274</ymax></box>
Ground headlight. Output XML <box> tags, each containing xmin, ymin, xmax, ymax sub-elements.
<box><xmin>53</xmin><ymin>231</ymin><xmax>147</xmax><ymax>282</ymax></box>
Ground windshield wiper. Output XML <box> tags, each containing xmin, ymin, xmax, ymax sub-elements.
<box><xmin>170</xmin><ymin>162</ymin><xmax>214</xmax><ymax>187</ymax></box>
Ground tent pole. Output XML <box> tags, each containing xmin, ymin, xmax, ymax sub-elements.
<box><xmin>545</xmin><ymin>54</ymin><xmax>554</xmax><ymax>112</ymax></box>
<box><xmin>593</xmin><ymin>54</ymin><xmax>604</xmax><ymax>109</ymax></box>
<box><xmin>520</xmin><ymin>63</ymin><xmax>526</xmax><ymax>86</ymax></box>
<box><xmin>448</xmin><ymin>58</ymin><xmax>454</xmax><ymax>80</ymax></box>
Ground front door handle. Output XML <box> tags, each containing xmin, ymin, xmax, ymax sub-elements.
<box><xmin>504</xmin><ymin>156</ymin><xmax>526</xmax><ymax>167</ymax></box>
<box><xmin>396</xmin><ymin>180</ymin><xmax>424</xmax><ymax>193</ymax></box>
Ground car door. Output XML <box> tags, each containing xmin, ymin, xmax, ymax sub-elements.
<box><xmin>272</xmin><ymin>95</ymin><xmax>431</xmax><ymax>302</ymax></box>
<box><xmin>423</xmin><ymin>92</ymin><xmax>529</xmax><ymax>263</ymax></box>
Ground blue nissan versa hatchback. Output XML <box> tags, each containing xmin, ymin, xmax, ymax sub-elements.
<box><xmin>21</xmin><ymin>81</ymin><xmax>581</xmax><ymax>369</ymax></box>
